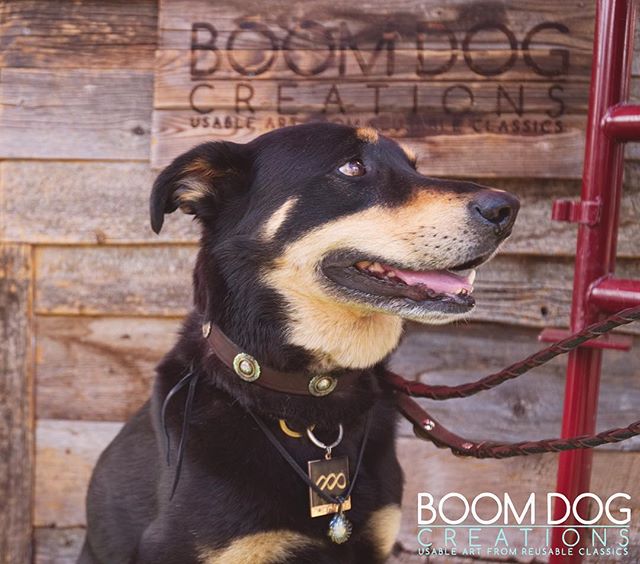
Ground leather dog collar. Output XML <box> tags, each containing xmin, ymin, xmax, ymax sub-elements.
<box><xmin>202</xmin><ymin>321</ymin><xmax>361</xmax><ymax>397</ymax></box>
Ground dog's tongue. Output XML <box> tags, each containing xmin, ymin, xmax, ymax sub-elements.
<box><xmin>392</xmin><ymin>268</ymin><xmax>473</xmax><ymax>294</ymax></box>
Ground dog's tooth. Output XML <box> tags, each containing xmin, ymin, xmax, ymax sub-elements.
<box><xmin>356</xmin><ymin>260</ymin><xmax>371</xmax><ymax>269</ymax></box>
<box><xmin>369</xmin><ymin>262</ymin><xmax>384</xmax><ymax>273</ymax></box>
<box><xmin>466</xmin><ymin>269</ymin><xmax>477</xmax><ymax>285</ymax></box>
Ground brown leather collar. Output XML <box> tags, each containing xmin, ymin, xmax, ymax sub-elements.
<box><xmin>202</xmin><ymin>321</ymin><xmax>362</xmax><ymax>397</ymax></box>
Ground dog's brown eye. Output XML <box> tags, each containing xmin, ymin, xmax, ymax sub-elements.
<box><xmin>338</xmin><ymin>160</ymin><xmax>366</xmax><ymax>177</ymax></box>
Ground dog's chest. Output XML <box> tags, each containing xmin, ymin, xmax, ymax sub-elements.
<box><xmin>165</xmin><ymin>415</ymin><xmax>403</xmax><ymax>563</ymax></box>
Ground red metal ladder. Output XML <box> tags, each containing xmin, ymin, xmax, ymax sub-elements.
<box><xmin>540</xmin><ymin>0</ymin><xmax>640</xmax><ymax>561</ymax></box>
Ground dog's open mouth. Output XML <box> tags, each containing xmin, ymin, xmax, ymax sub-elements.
<box><xmin>321</xmin><ymin>252</ymin><xmax>492</xmax><ymax>316</ymax></box>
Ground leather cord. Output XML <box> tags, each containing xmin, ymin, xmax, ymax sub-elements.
<box><xmin>160</xmin><ymin>364</ymin><xmax>200</xmax><ymax>499</ymax></box>
<box><xmin>246</xmin><ymin>408</ymin><xmax>372</xmax><ymax>505</ymax></box>
<box><xmin>386</xmin><ymin>304</ymin><xmax>640</xmax><ymax>458</ymax></box>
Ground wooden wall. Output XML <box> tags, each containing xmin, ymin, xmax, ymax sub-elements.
<box><xmin>1</xmin><ymin>2</ymin><xmax>640</xmax><ymax>563</ymax></box>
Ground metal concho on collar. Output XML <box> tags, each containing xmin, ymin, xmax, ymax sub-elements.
<box><xmin>308</xmin><ymin>374</ymin><xmax>338</xmax><ymax>397</ymax></box>
<box><xmin>233</xmin><ymin>352</ymin><xmax>261</xmax><ymax>382</ymax></box>
<box><xmin>205</xmin><ymin>321</ymin><xmax>338</xmax><ymax>395</ymax></box>
<box><xmin>230</xmin><ymin>354</ymin><xmax>338</xmax><ymax>395</ymax></box>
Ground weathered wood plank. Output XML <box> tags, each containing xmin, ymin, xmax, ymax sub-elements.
<box><xmin>32</xmin><ymin>247</ymin><xmax>640</xmax><ymax>334</ymax></box>
<box><xmin>152</xmin><ymin>0</ymin><xmax>600</xmax><ymax>176</ymax></box>
<box><xmin>2</xmin><ymin>162</ymin><xmax>639</xmax><ymax>255</ymax></box>
<box><xmin>34</xmin><ymin>528</ymin><xmax>85</xmax><ymax>564</ymax></box>
<box><xmin>0</xmin><ymin>245</ymin><xmax>34</xmax><ymax>563</ymax></box>
<box><xmin>158</xmin><ymin>0</ymin><xmax>596</xmax><ymax>54</ymax></box>
<box><xmin>0</xmin><ymin>69</ymin><xmax>153</xmax><ymax>160</ymax></box>
<box><xmin>476</xmin><ymin>161</ymin><xmax>640</xmax><ymax>257</ymax></box>
<box><xmin>0</xmin><ymin>1</ymin><xmax>157</xmax><ymax>70</ymax></box>
<box><xmin>152</xmin><ymin>0</ymin><xmax>598</xmax><ymax>177</ymax></box>
<box><xmin>36</xmin><ymin>316</ymin><xmax>181</xmax><ymax>421</ymax></box>
<box><xmin>35</xmin><ymin>316</ymin><xmax>640</xmax><ymax>452</ymax></box>
<box><xmin>34</xmin><ymin>420</ymin><xmax>123</xmax><ymax>528</ymax></box>
<box><xmin>33</xmin><ymin>420</ymin><xmax>640</xmax><ymax>562</ymax></box>
<box><xmin>156</xmin><ymin>45</ymin><xmax>592</xmax><ymax>86</ymax></box>
<box><xmin>155</xmin><ymin>74</ymin><xmax>590</xmax><ymax>114</ymax></box>
<box><xmin>34</xmin><ymin>245</ymin><xmax>196</xmax><ymax>317</ymax></box>
<box><xmin>151</xmin><ymin>109</ymin><xmax>587</xmax><ymax>176</ymax></box>
<box><xmin>0</xmin><ymin>161</ymin><xmax>199</xmax><ymax>244</ymax></box>
<box><xmin>2</xmin><ymin>160</ymin><xmax>639</xmax><ymax>255</ymax></box>
<box><xmin>390</xmin><ymin>323</ymin><xmax>640</xmax><ymax>451</ymax></box>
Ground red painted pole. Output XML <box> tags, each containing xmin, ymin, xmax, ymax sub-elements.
<box><xmin>549</xmin><ymin>1</ymin><xmax>637</xmax><ymax>563</ymax></box>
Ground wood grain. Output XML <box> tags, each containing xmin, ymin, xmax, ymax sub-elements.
<box><xmin>0</xmin><ymin>161</ymin><xmax>199</xmax><ymax>244</ymax></box>
<box><xmin>158</xmin><ymin>0</ymin><xmax>596</xmax><ymax>53</ymax></box>
<box><xmin>154</xmin><ymin>75</ymin><xmax>590</xmax><ymax>114</ymax></box>
<box><xmin>495</xmin><ymin>167</ymin><xmax>640</xmax><ymax>257</ymax></box>
<box><xmin>151</xmin><ymin>109</ymin><xmax>587</xmax><ymax>175</ymax></box>
<box><xmin>0</xmin><ymin>69</ymin><xmax>153</xmax><ymax>160</ymax></box>
<box><xmin>0</xmin><ymin>0</ymin><xmax>157</xmax><ymax>70</ymax></box>
<box><xmin>34</xmin><ymin>528</ymin><xmax>85</xmax><ymax>564</ymax></box>
<box><xmin>0</xmin><ymin>245</ymin><xmax>34</xmax><ymax>564</ymax></box>
<box><xmin>32</xmin><ymin>247</ymin><xmax>640</xmax><ymax>334</ymax></box>
<box><xmin>36</xmin><ymin>316</ymin><xmax>181</xmax><ymax>421</ymax></box>
<box><xmin>2</xmin><ymin>163</ymin><xmax>639</xmax><ymax>256</ymax></box>
<box><xmin>34</xmin><ymin>419</ymin><xmax>123</xmax><ymax>528</ymax></box>
<box><xmin>34</xmin><ymin>245</ymin><xmax>197</xmax><ymax>317</ymax></box>
<box><xmin>152</xmin><ymin>0</ymin><xmax>598</xmax><ymax>177</ymax></box>
<box><xmin>32</xmin><ymin>420</ymin><xmax>640</xmax><ymax>561</ymax></box>
<box><xmin>155</xmin><ymin>47</ymin><xmax>593</xmax><ymax>87</ymax></box>
<box><xmin>390</xmin><ymin>323</ymin><xmax>640</xmax><ymax>451</ymax></box>
<box><xmin>34</xmin><ymin>315</ymin><xmax>640</xmax><ymax>453</ymax></box>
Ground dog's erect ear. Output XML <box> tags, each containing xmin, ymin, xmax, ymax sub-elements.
<box><xmin>150</xmin><ymin>141</ymin><xmax>247</xmax><ymax>234</ymax></box>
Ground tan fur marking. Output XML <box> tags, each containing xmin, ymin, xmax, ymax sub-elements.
<box><xmin>199</xmin><ymin>530</ymin><xmax>319</xmax><ymax>564</ymax></box>
<box><xmin>176</xmin><ymin>177</ymin><xmax>210</xmax><ymax>204</ymax></box>
<box><xmin>183</xmin><ymin>157</ymin><xmax>220</xmax><ymax>179</ymax></box>
<box><xmin>262</xmin><ymin>197</ymin><xmax>299</xmax><ymax>241</ymax></box>
<box><xmin>356</xmin><ymin>127</ymin><xmax>379</xmax><ymax>143</ymax></box>
<box><xmin>364</xmin><ymin>505</ymin><xmax>402</xmax><ymax>559</ymax></box>
<box><xmin>264</xmin><ymin>190</ymin><xmax>471</xmax><ymax>369</ymax></box>
<box><xmin>399</xmin><ymin>143</ymin><xmax>417</xmax><ymax>165</ymax></box>
<box><xmin>176</xmin><ymin>158</ymin><xmax>228</xmax><ymax>207</ymax></box>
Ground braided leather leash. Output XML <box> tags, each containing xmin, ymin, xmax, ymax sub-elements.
<box><xmin>383</xmin><ymin>305</ymin><xmax>640</xmax><ymax>459</ymax></box>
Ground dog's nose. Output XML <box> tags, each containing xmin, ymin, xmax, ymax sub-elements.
<box><xmin>470</xmin><ymin>191</ymin><xmax>520</xmax><ymax>238</ymax></box>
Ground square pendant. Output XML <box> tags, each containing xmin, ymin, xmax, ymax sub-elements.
<box><xmin>307</xmin><ymin>456</ymin><xmax>352</xmax><ymax>518</ymax></box>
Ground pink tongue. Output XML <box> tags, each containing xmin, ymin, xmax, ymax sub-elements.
<box><xmin>393</xmin><ymin>268</ymin><xmax>472</xmax><ymax>294</ymax></box>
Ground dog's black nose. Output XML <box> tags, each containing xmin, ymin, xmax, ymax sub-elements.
<box><xmin>470</xmin><ymin>191</ymin><xmax>520</xmax><ymax>237</ymax></box>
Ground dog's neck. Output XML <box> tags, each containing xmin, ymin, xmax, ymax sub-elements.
<box><xmin>276</xmin><ymin>293</ymin><xmax>405</xmax><ymax>372</ymax></box>
<box><xmin>181</xmin><ymin>262</ymin><xmax>401</xmax><ymax>426</ymax></box>
<box><xmin>164</xmin><ymin>313</ymin><xmax>382</xmax><ymax>429</ymax></box>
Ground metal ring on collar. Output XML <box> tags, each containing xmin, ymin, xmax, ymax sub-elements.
<box><xmin>306</xmin><ymin>424</ymin><xmax>344</xmax><ymax>451</ymax></box>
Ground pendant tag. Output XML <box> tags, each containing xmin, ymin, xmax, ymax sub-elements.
<box><xmin>307</xmin><ymin>455</ymin><xmax>352</xmax><ymax>518</ymax></box>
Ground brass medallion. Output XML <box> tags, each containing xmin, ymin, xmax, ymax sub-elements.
<box><xmin>307</xmin><ymin>455</ymin><xmax>351</xmax><ymax>518</ymax></box>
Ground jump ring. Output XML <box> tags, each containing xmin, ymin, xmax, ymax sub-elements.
<box><xmin>307</xmin><ymin>423</ymin><xmax>343</xmax><ymax>451</ymax></box>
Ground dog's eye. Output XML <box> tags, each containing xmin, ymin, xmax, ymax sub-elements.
<box><xmin>338</xmin><ymin>160</ymin><xmax>366</xmax><ymax>177</ymax></box>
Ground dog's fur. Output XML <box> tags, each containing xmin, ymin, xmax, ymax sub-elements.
<box><xmin>79</xmin><ymin>123</ymin><xmax>518</xmax><ymax>564</ymax></box>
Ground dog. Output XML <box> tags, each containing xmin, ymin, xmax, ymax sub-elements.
<box><xmin>79</xmin><ymin>123</ymin><xmax>519</xmax><ymax>564</ymax></box>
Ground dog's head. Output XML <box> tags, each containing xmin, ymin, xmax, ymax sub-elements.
<box><xmin>151</xmin><ymin>123</ymin><xmax>519</xmax><ymax>370</ymax></box>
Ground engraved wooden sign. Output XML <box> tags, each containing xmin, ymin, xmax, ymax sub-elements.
<box><xmin>152</xmin><ymin>0</ymin><xmax>595</xmax><ymax>177</ymax></box>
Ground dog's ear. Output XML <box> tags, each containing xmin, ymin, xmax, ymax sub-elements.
<box><xmin>150</xmin><ymin>141</ymin><xmax>247</xmax><ymax>234</ymax></box>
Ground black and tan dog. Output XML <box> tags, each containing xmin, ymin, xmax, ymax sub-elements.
<box><xmin>79</xmin><ymin>123</ymin><xmax>518</xmax><ymax>564</ymax></box>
